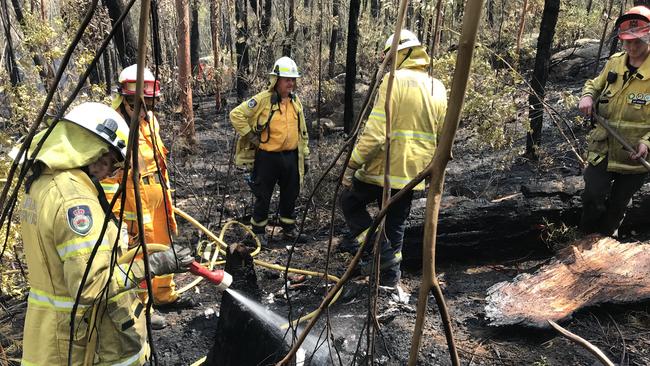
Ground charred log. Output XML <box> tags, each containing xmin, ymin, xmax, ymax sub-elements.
<box><xmin>484</xmin><ymin>235</ymin><xmax>650</xmax><ymax>327</ymax></box>
<box><xmin>402</xmin><ymin>178</ymin><xmax>650</xmax><ymax>263</ymax></box>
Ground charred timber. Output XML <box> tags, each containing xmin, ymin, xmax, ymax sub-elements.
<box><xmin>484</xmin><ymin>235</ymin><xmax>650</xmax><ymax>327</ymax></box>
<box><xmin>402</xmin><ymin>178</ymin><xmax>650</xmax><ymax>262</ymax></box>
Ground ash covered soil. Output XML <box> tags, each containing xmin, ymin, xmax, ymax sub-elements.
<box><xmin>3</xmin><ymin>87</ymin><xmax>650</xmax><ymax>366</ymax></box>
<box><xmin>151</xmin><ymin>92</ymin><xmax>650</xmax><ymax>366</ymax></box>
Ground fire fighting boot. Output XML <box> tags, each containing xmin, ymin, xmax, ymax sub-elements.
<box><xmin>150</xmin><ymin>311</ymin><xmax>167</xmax><ymax>330</ymax></box>
<box><xmin>281</xmin><ymin>228</ymin><xmax>309</xmax><ymax>244</ymax></box>
<box><xmin>156</xmin><ymin>294</ymin><xmax>197</xmax><ymax>310</ymax></box>
<box><xmin>379</xmin><ymin>265</ymin><xmax>402</xmax><ymax>289</ymax></box>
<box><xmin>337</xmin><ymin>236</ymin><xmax>360</xmax><ymax>254</ymax></box>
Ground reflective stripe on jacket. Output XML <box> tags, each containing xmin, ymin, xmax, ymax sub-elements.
<box><xmin>350</xmin><ymin>53</ymin><xmax>447</xmax><ymax>190</ymax></box>
<box><xmin>20</xmin><ymin>168</ymin><xmax>148</xmax><ymax>365</ymax></box>
<box><xmin>101</xmin><ymin>112</ymin><xmax>177</xmax><ymax>246</ymax></box>
<box><xmin>582</xmin><ymin>51</ymin><xmax>650</xmax><ymax>173</ymax></box>
<box><xmin>230</xmin><ymin>90</ymin><xmax>310</xmax><ymax>183</ymax></box>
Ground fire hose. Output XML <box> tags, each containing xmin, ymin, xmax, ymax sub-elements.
<box><xmin>117</xmin><ymin>208</ymin><xmax>343</xmax><ymax>328</ymax></box>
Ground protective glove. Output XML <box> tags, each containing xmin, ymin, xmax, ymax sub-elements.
<box><xmin>148</xmin><ymin>247</ymin><xmax>194</xmax><ymax>276</ymax></box>
<box><xmin>304</xmin><ymin>159</ymin><xmax>310</xmax><ymax>175</ymax></box>
<box><xmin>342</xmin><ymin>167</ymin><xmax>355</xmax><ymax>188</ymax></box>
<box><xmin>119</xmin><ymin>223</ymin><xmax>130</xmax><ymax>254</ymax></box>
<box><xmin>245</xmin><ymin>131</ymin><xmax>261</xmax><ymax>147</ymax></box>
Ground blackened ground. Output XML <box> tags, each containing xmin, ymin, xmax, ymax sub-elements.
<box><xmin>148</xmin><ymin>92</ymin><xmax>650</xmax><ymax>365</ymax></box>
<box><xmin>3</xmin><ymin>86</ymin><xmax>650</xmax><ymax>365</ymax></box>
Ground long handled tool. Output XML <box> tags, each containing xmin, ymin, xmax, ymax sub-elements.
<box><xmin>592</xmin><ymin>112</ymin><xmax>650</xmax><ymax>172</ymax></box>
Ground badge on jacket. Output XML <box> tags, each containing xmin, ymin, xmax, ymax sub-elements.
<box><xmin>247</xmin><ymin>99</ymin><xmax>257</xmax><ymax>108</ymax></box>
<box><xmin>67</xmin><ymin>205</ymin><xmax>93</xmax><ymax>236</ymax></box>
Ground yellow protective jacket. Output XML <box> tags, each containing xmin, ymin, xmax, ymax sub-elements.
<box><xmin>101</xmin><ymin>112</ymin><xmax>177</xmax><ymax>246</ymax></box>
<box><xmin>230</xmin><ymin>78</ymin><xmax>310</xmax><ymax>183</ymax></box>
<box><xmin>350</xmin><ymin>47</ymin><xmax>447</xmax><ymax>190</ymax></box>
<box><xmin>20</xmin><ymin>168</ymin><xmax>149</xmax><ymax>366</ymax></box>
<box><xmin>582</xmin><ymin>51</ymin><xmax>650</xmax><ymax>173</ymax></box>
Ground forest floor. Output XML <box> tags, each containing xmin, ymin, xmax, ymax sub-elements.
<box><xmin>2</xmin><ymin>79</ymin><xmax>650</xmax><ymax>365</ymax></box>
<box><xmin>150</xmin><ymin>84</ymin><xmax>649</xmax><ymax>366</ymax></box>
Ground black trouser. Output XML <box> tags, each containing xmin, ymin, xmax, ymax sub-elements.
<box><xmin>339</xmin><ymin>177</ymin><xmax>413</xmax><ymax>268</ymax></box>
<box><xmin>249</xmin><ymin>149</ymin><xmax>300</xmax><ymax>234</ymax></box>
<box><xmin>581</xmin><ymin>157</ymin><xmax>647</xmax><ymax>236</ymax></box>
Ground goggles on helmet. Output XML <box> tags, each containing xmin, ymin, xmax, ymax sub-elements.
<box><xmin>119</xmin><ymin>79</ymin><xmax>161</xmax><ymax>97</ymax></box>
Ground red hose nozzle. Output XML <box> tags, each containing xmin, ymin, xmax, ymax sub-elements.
<box><xmin>189</xmin><ymin>261</ymin><xmax>232</xmax><ymax>291</ymax></box>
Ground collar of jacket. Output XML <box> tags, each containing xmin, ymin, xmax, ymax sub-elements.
<box><xmin>397</xmin><ymin>46</ymin><xmax>430</xmax><ymax>71</ymax></box>
<box><xmin>611</xmin><ymin>51</ymin><xmax>650</xmax><ymax>80</ymax></box>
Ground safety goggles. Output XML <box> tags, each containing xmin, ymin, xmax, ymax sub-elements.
<box><xmin>120</xmin><ymin>79</ymin><xmax>161</xmax><ymax>97</ymax></box>
<box><xmin>618</xmin><ymin>20</ymin><xmax>650</xmax><ymax>41</ymax></box>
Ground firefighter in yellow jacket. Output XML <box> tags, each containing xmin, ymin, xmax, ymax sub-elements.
<box><xmin>339</xmin><ymin>30</ymin><xmax>447</xmax><ymax>287</ymax></box>
<box><xmin>19</xmin><ymin>102</ymin><xmax>193</xmax><ymax>365</ymax></box>
<box><xmin>578</xmin><ymin>5</ymin><xmax>650</xmax><ymax>236</ymax></box>
<box><xmin>101</xmin><ymin>65</ymin><xmax>183</xmax><ymax>315</ymax></box>
<box><xmin>230</xmin><ymin>56</ymin><xmax>310</xmax><ymax>245</ymax></box>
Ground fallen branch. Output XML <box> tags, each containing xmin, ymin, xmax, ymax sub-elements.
<box><xmin>547</xmin><ymin>320</ymin><xmax>615</xmax><ymax>366</ymax></box>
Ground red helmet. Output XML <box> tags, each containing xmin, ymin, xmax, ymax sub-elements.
<box><xmin>118</xmin><ymin>64</ymin><xmax>161</xmax><ymax>97</ymax></box>
<box><xmin>616</xmin><ymin>6</ymin><xmax>650</xmax><ymax>40</ymax></box>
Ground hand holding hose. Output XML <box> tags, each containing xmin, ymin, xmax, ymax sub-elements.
<box><xmin>149</xmin><ymin>247</ymin><xmax>194</xmax><ymax>276</ymax></box>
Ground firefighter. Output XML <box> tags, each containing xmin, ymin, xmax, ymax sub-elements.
<box><xmin>578</xmin><ymin>5</ymin><xmax>650</xmax><ymax>236</ymax></box>
<box><xmin>19</xmin><ymin>102</ymin><xmax>193</xmax><ymax>365</ymax></box>
<box><xmin>101</xmin><ymin>64</ymin><xmax>187</xmax><ymax>329</ymax></box>
<box><xmin>339</xmin><ymin>30</ymin><xmax>447</xmax><ymax>288</ymax></box>
<box><xmin>230</xmin><ymin>56</ymin><xmax>310</xmax><ymax>245</ymax></box>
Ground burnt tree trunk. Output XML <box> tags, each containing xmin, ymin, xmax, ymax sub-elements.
<box><xmin>176</xmin><ymin>0</ymin><xmax>196</xmax><ymax>144</ymax></box>
<box><xmin>609</xmin><ymin>1</ymin><xmax>626</xmax><ymax>57</ymax></box>
<box><xmin>283</xmin><ymin>0</ymin><xmax>295</xmax><ymax>56</ymax></box>
<box><xmin>103</xmin><ymin>46</ymin><xmax>111</xmax><ymax>95</ymax></box>
<box><xmin>595</xmin><ymin>0</ymin><xmax>615</xmax><ymax>75</ymax></box>
<box><xmin>151</xmin><ymin>0</ymin><xmax>162</xmax><ymax>64</ymax></box>
<box><xmin>486</xmin><ymin>0</ymin><xmax>494</xmax><ymax>28</ymax></box>
<box><xmin>525</xmin><ymin>0</ymin><xmax>560</xmax><ymax>159</ymax></box>
<box><xmin>262</xmin><ymin>0</ymin><xmax>271</xmax><ymax>36</ymax></box>
<box><xmin>204</xmin><ymin>245</ymin><xmax>289</xmax><ymax>365</ymax></box>
<box><xmin>190</xmin><ymin>0</ymin><xmax>200</xmax><ymax>74</ymax></box>
<box><xmin>1</xmin><ymin>0</ymin><xmax>20</xmax><ymax>86</ymax></box>
<box><xmin>10</xmin><ymin>0</ymin><xmax>52</xmax><ymax>85</ymax></box>
<box><xmin>210</xmin><ymin>0</ymin><xmax>222</xmax><ymax>111</ymax></box>
<box><xmin>235</xmin><ymin>0</ymin><xmax>249</xmax><ymax>100</ymax></box>
<box><xmin>104</xmin><ymin>0</ymin><xmax>138</xmax><ymax>67</ymax></box>
<box><xmin>515</xmin><ymin>0</ymin><xmax>528</xmax><ymax>54</ymax></box>
<box><xmin>327</xmin><ymin>0</ymin><xmax>339</xmax><ymax>77</ymax></box>
<box><xmin>431</xmin><ymin>0</ymin><xmax>443</xmax><ymax>57</ymax></box>
<box><xmin>370</xmin><ymin>0</ymin><xmax>379</xmax><ymax>18</ymax></box>
<box><xmin>343</xmin><ymin>0</ymin><xmax>361</xmax><ymax>134</ymax></box>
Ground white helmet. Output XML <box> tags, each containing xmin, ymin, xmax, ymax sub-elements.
<box><xmin>384</xmin><ymin>29</ymin><xmax>421</xmax><ymax>52</ymax></box>
<box><xmin>118</xmin><ymin>64</ymin><xmax>161</xmax><ymax>97</ymax></box>
<box><xmin>269</xmin><ymin>56</ymin><xmax>301</xmax><ymax>78</ymax></box>
<box><xmin>63</xmin><ymin>102</ymin><xmax>130</xmax><ymax>160</ymax></box>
